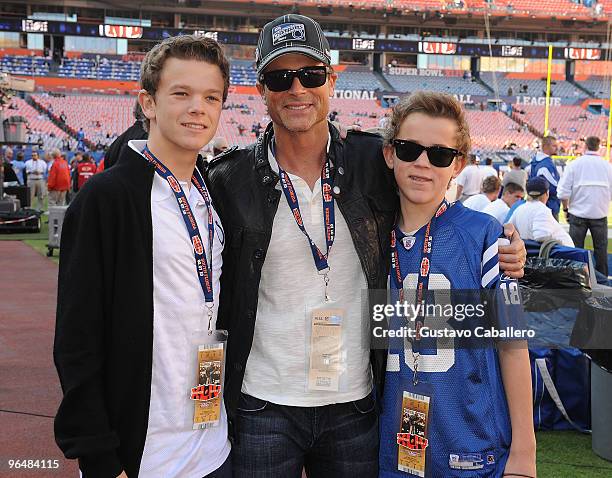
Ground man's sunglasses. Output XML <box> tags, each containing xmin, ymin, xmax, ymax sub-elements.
<box><xmin>258</xmin><ymin>66</ymin><xmax>331</xmax><ymax>92</ymax></box>
<box><xmin>392</xmin><ymin>139</ymin><xmax>460</xmax><ymax>168</ymax></box>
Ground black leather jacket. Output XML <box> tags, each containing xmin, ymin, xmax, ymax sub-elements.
<box><xmin>206</xmin><ymin>122</ymin><xmax>398</xmax><ymax>438</ymax></box>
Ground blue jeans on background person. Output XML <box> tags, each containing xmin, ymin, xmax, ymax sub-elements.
<box><xmin>232</xmin><ymin>392</ymin><xmax>378</xmax><ymax>478</ymax></box>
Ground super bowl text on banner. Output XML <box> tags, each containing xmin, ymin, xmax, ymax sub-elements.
<box><xmin>397</xmin><ymin>391</ymin><xmax>431</xmax><ymax>477</ymax></box>
<box><xmin>308</xmin><ymin>306</ymin><xmax>344</xmax><ymax>392</ymax></box>
<box><xmin>191</xmin><ymin>340</ymin><xmax>225</xmax><ymax>429</ymax></box>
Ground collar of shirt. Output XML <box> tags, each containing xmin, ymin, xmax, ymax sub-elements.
<box><xmin>128</xmin><ymin>139</ymin><xmax>206</xmax><ymax>206</ymax></box>
<box><xmin>535</xmin><ymin>152</ymin><xmax>549</xmax><ymax>161</ymax></box>
<box><xmin>583</xmin><ymin>151</ymin><xmax>600</xmax><ymax>156</ymax></box>
<box><xmin>267</xmin><ymin>132</ymin><xmax>332</xmax><ymax>190</ymax></box>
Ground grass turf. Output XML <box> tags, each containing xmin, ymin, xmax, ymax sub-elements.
<box><xmin>537</xmin><ymin>431</ymin><xmax>612</xmax><ymax>477</ymax></box>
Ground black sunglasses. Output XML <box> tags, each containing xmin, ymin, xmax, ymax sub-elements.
<box><xmin>392</xmin><ymin>139</ymin><xmax>460</xmax><ymax>168</ymax></box>
<box><xmin>259</xmin><ymin>66</ymin><xmax>330</xmax><ymax>92</ymax></box>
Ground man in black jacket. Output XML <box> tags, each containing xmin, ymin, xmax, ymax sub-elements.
<box><xmin>207</xmin><ymin>14</ymin><xmax>526</xmax><ymax>478</ymax></box>
<box><xmin>103</xmin><ymin>100</ymin><xmax>148</xmax><ymax>170</ymax></box>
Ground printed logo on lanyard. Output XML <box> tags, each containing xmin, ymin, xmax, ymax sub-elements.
<box><xmin>276</xmin><ymin>145</ymin><xmax>335</xmax><ymax>274</ymax></box>
<box><xmin>142</xmin><ymin>146</ymin><xmax>215</xmax><ymax>304</ymax></box>
<box><xmin>390</xmin><ymin>199</ymin><xmax>450</xmax><ymax>341</ymax></box>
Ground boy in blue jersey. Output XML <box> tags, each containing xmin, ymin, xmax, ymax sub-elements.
<box><xmin>379</xmin><ymin>92</ymin><xmax>536</xmax><ymax>478</ymax></box>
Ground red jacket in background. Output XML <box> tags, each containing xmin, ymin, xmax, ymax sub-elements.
<box><xmin>77</xmin><ymin>161</ymin><xmax>97</xmax><ymax>190</ymax></box>
<box><xmin>48</xmin><ymin>157</ymin><xmax>71</xmax><ymax>192</ymax></box>
<box><xmin>96</xmin><ymin>158</ymin><xmax>105</xmax><ymax>173</ymax></box>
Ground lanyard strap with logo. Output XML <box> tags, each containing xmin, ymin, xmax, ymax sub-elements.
<box><xmin>142</xmin><ymin>145</ymin><xmax>227</xmax><ymax>430</ymax></box>
<box><xmin>273</xmin><ymin>142</ymin><xmax>344</xmax><ymax>392</ymax></box>
<box><xmin>274</xmin><ymin>142</ymin><xmax>336</xmax><ymax>301</ymax></box>
<box><xmin>390</xmin><ymin>199</ymin><xmax>449</xmax><ymax>476</ymax></box>
<box><xmin>390</xmin><ymin>199</ymin><xmax>449</xmax><ymax>386</ymax></box>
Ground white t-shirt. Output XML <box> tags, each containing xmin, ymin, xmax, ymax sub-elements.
<box><xmin>483</xmin><ymin>198</ymin><xmax>510</xmax><ymax>224</ymax></box>
<box><xmin>480</xmin><ymin>165</ymin><xmax>498</xmax><ymax>182</ymax></box>
<box><xmin>557</xmin><ymin>152</ymin><xmax>612</xmax><ymax>219</ymax></box>
<box><xmin>241</xmin><ymin>143</ymin><xmax>372</xmax><ymax>407</ymax></box>
<box><xmin>24</xmin><ymin>158</ymin><xmax>47</xmax><ymax>179</ymax></box>
<box><xmin>129</xmin><ymin>141</ymin><xmax>231</xmax><ymax>477</ymax></box>
<box><xmin>463</xmin><ymin>193</ymin><xmax>492</xmax><ymax>212</ymax></box>
<box><xmin>456</xmin><ymin>164</ymin><xmax>483</xmax><ymax>196</ymax></box>
<box><xmin>510</xmin><ymin>200</ymin><xmax>574</xmax><ymax>247</ymax></box>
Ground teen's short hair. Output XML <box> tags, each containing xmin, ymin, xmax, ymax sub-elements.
<box><xmin>512</xmin><ymin>156</ymin><xmax>522</xmax><ymax>168</ymax></box>
<box><xmin>140</xmin><ymin>35</ymin><xmax>230</xmax><ymax>125</ymax></box>
<box><xmin>481</xmin><ymin>175</ymin><xmax>501</xmax><ymax>194</ymax></box>
<box><xmin>383</xmin><ymin>91</ymin><xmax>471</xmax><ymax>159</ymax></box>
<box><xmin>585</xmin><ymin>136</ymin><xmax>600</xmax><ymax>152</ymax></box>
<box><xmin>504</xmin><ymin>182</ymin><xmax>524</xmax><ymax>195</ymax></box>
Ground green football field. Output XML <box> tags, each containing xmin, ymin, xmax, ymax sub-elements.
<box><xmin>537</xmin><ymin>431</ymin><xmax>612</xmax><ymax>477</ymax></box>
<box><xmin>2</xmin><ymin>205</ymin><xmax>612</xmax><ymax>475</ymax></box>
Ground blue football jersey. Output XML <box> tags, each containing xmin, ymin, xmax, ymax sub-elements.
<box><xmin>380</xmin><ymin>202</ymin><xmax>522</xmax><ymax>478</ymax></box>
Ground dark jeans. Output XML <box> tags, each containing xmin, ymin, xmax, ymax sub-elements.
<box><xmin>232</xmin><ymin>393</ymin><xmax>378</xmax><ymax>478</ymax></box>
<box><xmin>204</xmin><ymin>453</ymin><xmax>232</xmax><ymax>478</ymax></box>
<box><xmin>568</xmin><ymin>214</ymin><xmax>609</xmax><ymax>276</ymax></box>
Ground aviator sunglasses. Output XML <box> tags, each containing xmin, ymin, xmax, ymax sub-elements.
<box><xmin>258</xmin><ymin>66</ymin><xmax>331</xmax><ymax>92</ymax></box>
<box><xmin>392</xmin><ymin>139</ymin><xmax>460</xmax><ymax>168</ymax></box>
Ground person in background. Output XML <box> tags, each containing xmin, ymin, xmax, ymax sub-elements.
<box><xmin>2</xmin><ymin>147</ymin><xmax>19</xmax><ymax>184</ymax></box>
<box><xmin>503</xmin><ymin>156</ymin><xmax>528</xmax><ymax>191</ymax></box>
<box><xmin>76</xmin><ymin>127</ymin><xmax>86</xmax><ymax>151</ymax></box>
<box><xmin>483</xmin><ymin>182</ymin><xmax>525</xmax><ymax>225</ymax></box>
<box><xmin>104</xmin><ymin>100</ymin><xmax>148</xmax><ymax>170</ymax></box>
<box><xmin>463</xmin><ymin>175</ymin><xmax>502</xmax><ymax>212</ymax></box>
<box><xmin>510</xmin><ymin>177</ymin><xmax>573</xmax><ymax>247</ymax></box>
<box><xmin>528</xmin><ymin>136</ymin><xmax>561</xmax><ymax>220</ymax></box>
<box><xmin>455</xmin><ymin>153</ymin><xmax>482</xmax><ymax>202</ymax></box>
<box><xmin>480</xmin><ymin>157</ymin><xmax>498</xmax><ymax>181</ymax></box>
<box><xmin>47</xmin><ymin>149</ymin><xmax>71</xmax><ymax>206</ymax></box>
<box><xmin>558</xmin><ymin>136</ymin><xmax>612</xmax><ymax>276</ymax></box>
<box><xmin>75</xmin><ymin>152</ymin><xmax>97</xmax><ymax>192</ymax></box>
<box><xmin>12</xmin><ymin>150</ymin><xmax>26</xmax><ymax>185</ymax></box>
<box><xmin>25</xmin><ymin>150</ymin><xmax>47</xmax><ymax>209</ymax></box>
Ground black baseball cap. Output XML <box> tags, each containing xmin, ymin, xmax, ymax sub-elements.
<box><xmin>526</xmin><ymin>176</ymin><xmax>549</xmax><ymax>197</ymax></box>
<box><xmin>255</xmin><ymin>14</ymin><xmax>331</xmax><ymax>74</ymax></box>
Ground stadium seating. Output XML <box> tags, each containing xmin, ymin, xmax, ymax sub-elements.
<box><xmin>0</xmin><ymin>55</ymin><xmax>50</xmax><ymax>77</ymax></box>
<box><xmin>515</xmin><ymin>104</ymin><xmax>608</xmax><ymax>141</ymax></box>
<box><xmin>481</xmin><ymin>72</ymin><xmax>586</xmax><ymax>98</ymax></box>
<box><xmin>578</xmin><ymin>76</ymin><xmax>609</xmax><ymax>98</ymax></box>
<box><xmin>31</xmin><ymin>93</ymin><xmax>134</xmax><ymax>147</ymax></box>
<box><xmin>5</xmin><ymin>96</ymin><xmax>73</xmax><ymax>150</ymax></box>
<box><xmin>230</xmin><ymin>59</ymin><xmax>257</xmax><ymax>86</ymax></box>
<box><xmin>335</xmin><ymin>68</ymin><xmax>385</xmax><ymax>91</ymax></box>
<box><xmin>58</xmin><ymin>58</ymin><xmax>140</xmax><ymax>81</ymax></box>
<box><xmin>384</xmin><ymin>73</ymin><xmax>490</xmax><ymax>95</ymax></box>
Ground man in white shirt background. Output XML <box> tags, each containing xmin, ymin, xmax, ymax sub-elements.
<box><xmin>24</xmin><ymin>150</ymin><xmax>48</xmax><ymax>209</ymax></box>
<box><xmin>455</xmin><ymin>153</ymin><xmax>482</xmax><ymax>202</ymax></box>
<box><xmin>510</xmin><ymin>177</ymin><xmax>574</xmax><ymax>247</ymax></box>
<box><xmin>480</xmin><ymin>157</ymin><xmax>498</xmax><ymax>182</ymax></box>
<box><xmin>483</xmin><ymin>182</ymin><xmax>525</xmax><ymax>224</ymax></box>
<box><xmin>557</xmin><ymin>136</ymin><xmax>612</xmax><ymax>276</ymax></box>
<box><xmin>463</xmin><ymin>175</ymin><xmax>501</xmax><ymax>212</ymax></box>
